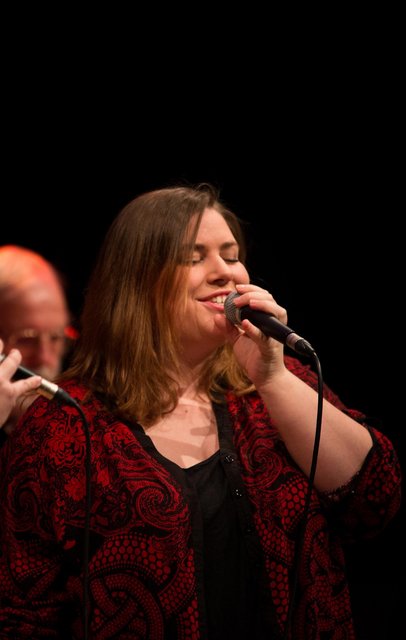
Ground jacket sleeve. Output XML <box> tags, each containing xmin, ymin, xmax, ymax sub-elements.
<box><xmin>284</xmin><ymin>355</ymin><xmax>402</xmax><ymax>541</ymax></box>
<box><xmin>318</xmin><ymin>427</ymin><xmax>402</xmax><ymax>542</ymax></box>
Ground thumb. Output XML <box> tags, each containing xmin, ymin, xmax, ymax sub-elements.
<box><xmin>15</xmin><ymin>375</ymin><xmax>42</xmax><ymax>395</ymax></box>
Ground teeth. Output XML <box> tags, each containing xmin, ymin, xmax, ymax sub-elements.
<box><xmin>211</xmin><ymin>295</ymin><xmax>228</xmax><ymax>304</ymax></box>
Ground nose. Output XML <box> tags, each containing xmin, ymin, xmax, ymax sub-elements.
<box><xmin>206</xmin><ymin>255</ymin><xmax>234</xmax><ymax>285</ymax></box>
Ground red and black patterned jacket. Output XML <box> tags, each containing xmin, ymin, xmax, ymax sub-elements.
<box><xmin>0</xmin><ymin>356</ymin><xmax>401</xmax><ymax>639</ymax></box>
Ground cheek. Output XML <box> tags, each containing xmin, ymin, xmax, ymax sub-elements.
<box><xmin>186</xmin><ymin>269</ymin><xmax>203</xmax><ymax>289</ymax></box>
<box><xmin>235</xmin><ymin>264</ymin><xmax>250</xmax><ymax>283</ymax></box>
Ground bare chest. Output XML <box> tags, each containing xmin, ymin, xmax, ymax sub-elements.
<box><xmin>145</xmin><ymin>399</ymin><xmax>219</xmax><ymax>468</ymax></box>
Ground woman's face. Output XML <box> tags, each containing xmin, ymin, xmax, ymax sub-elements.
<box><xmin>176</xmin><ymin>207</ymin><xmax>249</xmax><ymax>362</ymax></box>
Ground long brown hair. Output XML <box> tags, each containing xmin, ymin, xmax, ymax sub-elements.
<box><xmin>62</xmin><ymin>184</ymin><xmax>254</xmax><ymax>425</ymax></box>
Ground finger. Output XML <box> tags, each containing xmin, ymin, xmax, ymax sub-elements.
<box><xmin>240</xmin><ymin>318</ymin><xmax>285</xmax><ymax>349</ymax></box>
<box><xmin>234</xmin><ymin>284</ymin><xmax>277</xmax><ymax>307</ymax></box>
<box><xmin>233</xmin><ymin>287</ymin><xmax>287</xmax><ymax>322</ymax></box>
<box><xmin>0</xmin><ymin>349</ymin><xmax>23</xmax><ymax>376</ymax></box>
<box><xmin>12</xmin><ymin>376</ymin><xmax>42</xmax><ymax>395</ymax></box>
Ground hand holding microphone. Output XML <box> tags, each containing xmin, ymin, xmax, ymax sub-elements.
<box><xmin>0</xmin><ymin>346</ymin><xmax>42</xmax><ymax>430</ymax></box>
<box><xmin>224</xmin><ymin>290</ymin><xmax>315</xmax><ymax>357</ymax></box>
<box><xmin>0</xmin><ymin>351</ymin><xmax>78</xmax><ymax>407</ymax></box>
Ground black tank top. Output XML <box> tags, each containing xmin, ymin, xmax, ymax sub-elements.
<box><xmin>184</xmin><ymin>451</ymin><xmax>270</xmax><ymax>639</ymax></box>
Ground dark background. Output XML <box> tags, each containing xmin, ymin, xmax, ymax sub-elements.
<box><xmin>2</xmin><ymin>14</ymin><xmax>404</xmax><ymax>636</ymax></box>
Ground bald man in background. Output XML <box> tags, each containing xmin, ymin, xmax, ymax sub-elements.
<box><xmin>0</xmin><ymin>245</ymin><xmax>76</xmax><ymax>433</ymax></box>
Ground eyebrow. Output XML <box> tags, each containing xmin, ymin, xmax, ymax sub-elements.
<box><xmin>192</xmin><ymin>241</ymin><xmax>239</xmax><ymax>251</ymax></box>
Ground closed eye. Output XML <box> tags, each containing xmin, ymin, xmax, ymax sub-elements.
<box><xmin>190</xmin><ymin>256</ymin><xmax>240</xmax><ymax>265</ymax></box>
<box><xmin>181</xmin><ymin>241</ymin><xmax>241</xmax><ymax>265</ymax></box>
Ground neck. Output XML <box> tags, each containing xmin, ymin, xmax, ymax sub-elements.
<box><xmin>178</xmin><ymin>377</ymin><xmax>205</xmax><ymax>402</ymax></box>
<box><xmin>176</xmin><ymin>362</ymin><xmax>206</xmax><ymax>395</ymax></box>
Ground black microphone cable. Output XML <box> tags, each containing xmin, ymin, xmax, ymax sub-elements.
<box><xmin>74</xmin><ymin>400</ymin><xmax>91</xmax><ymax>640</ymax></box>
<box><xmin>283</xmin><ymin>350</ymin><xmax>324</xmax><ymax>640</ymax></box>
<box><xmin>60</xmin><ymin>397</ymin><xmax>92</xmax><ymax>640</ymax></box>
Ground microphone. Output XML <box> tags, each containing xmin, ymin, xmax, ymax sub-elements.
<box><xmin>0</xmin><ymin>353</ymin><xmax>79</xmax><ymax>407</ymax></box>
<box><xmin>224</xmin><ymin>292</ymin><xmax>315</xmax><ymax>357</ymax></box>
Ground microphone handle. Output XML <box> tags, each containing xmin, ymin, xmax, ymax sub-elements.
<box><xmin>0</xmin><ymin>354</ymin><xmax>78</xmax><ymax>406</ymax></box>
<box><xmin>234</xmin><ymin>304</ymin><xmax>315</xmax><ymax>357</ymax></box>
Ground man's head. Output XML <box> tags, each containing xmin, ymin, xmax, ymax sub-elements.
<box><xmin>0</xmin><ymin>245</ymin><xmax>71</xmax><ymax>379</ymax></box>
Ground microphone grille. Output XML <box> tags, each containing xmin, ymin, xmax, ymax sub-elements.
<box><xmin>224</xmin><ymin>291</ymin><xmax>241</xmax><ymax>325</ymax></box>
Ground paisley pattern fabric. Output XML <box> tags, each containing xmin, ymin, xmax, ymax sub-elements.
<box><xmin>0</xmin><ymin>356</ymin><xmax>401</xmax><ymax>639</ymax></box>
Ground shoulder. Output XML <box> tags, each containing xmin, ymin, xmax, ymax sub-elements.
<box><xmin>12</xmin><ymin>379</ymin><xmax>111</xmax><ymax>444</ymax></box>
